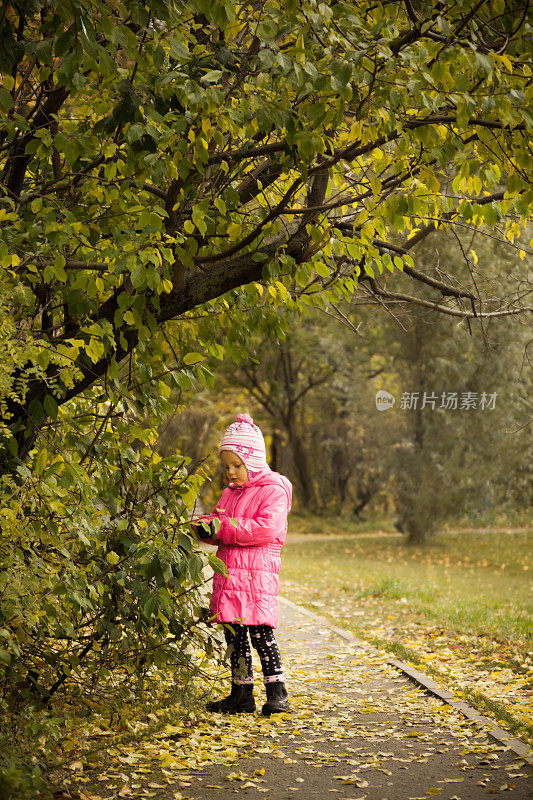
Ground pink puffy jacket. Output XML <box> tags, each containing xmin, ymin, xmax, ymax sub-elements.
<box><xmin>203</xmin><ymin>468</ymin><xmax>292</xmax><ymax>628</ymax></box>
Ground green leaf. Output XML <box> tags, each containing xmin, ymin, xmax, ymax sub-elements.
<box><xmin>0</xmin><ymin>86</ymin><xmax>14</xmax><ymax>112</ymax></box>
<box><xmin>201</xmin><ymin>70</ymin><xmax>223</xmax><ymax>83</ymax></box>
<box><xmin>475</xmin><ymin>52</ymin><xmax>493</xmax><ymax>76</ymax></box>
<box><xmin>188</xmin><ymin>554</ymin><xmax>204</xmax><ymax>581</ymax></box>
<box><xmin>85</xmin><ymin>336</ymin><xmax>105</xmax><ymax>364</ymax></box>
<box><xmin>127</xmin><ymin>123</ymin><xmax>144</xmax><ymax>143</ymax></box>
<box><xmin>35</xmin><ymin>447</ymin><xmax>48</xmax><ymax>476</ymax></box>
<box><xmin>130</xmin><ymin>262</ymin><xmax>145</xmax><ymax>289</ymax></box>
<box><xmin>28</xmin><ymin>399</ymin><xmax>44</xmax><ymax>426</ymax></box>
<box><xmin>143</xmin><ymin>595</ymin><xmax>158</xmax><ymax>619</ymax></box>
<box><xmin>43</xmin><ymin>394</ymin><xmax>58</xmax><ymax>419</ymax></box>
<box><xmin>331</xmin><ymin>59</ymin><xmax>352</xmax><ymax>87</ymax></box>
<box><xmin>208</xmin><ymin>553</ymin><xmax>228</xmax><ymax>575</ymax></box>
<box><xmin>482</xmin><ymin>204</ymin><xmax>499</xmax><ymax>227</ymax></box>
<box><xmin>183</xmin><ymin>352</ymin><xmax>205</xmax><ymax>365</ymax></box>
<box><xmin>314</xmin><ymin>261</ymin><xmax>330</xmax><ymax>278</ymax></box>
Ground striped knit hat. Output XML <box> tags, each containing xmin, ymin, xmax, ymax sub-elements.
<box><xmin>219</xmin><ymin>413</ymin><xmax>268</xmax><ymax>474</ymax></box>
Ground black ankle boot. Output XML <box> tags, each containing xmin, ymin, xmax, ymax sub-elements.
<box><xmin>261</xmin><ymin>682</ymin><xmax>289</xmax><ymax>716</ymax></box>
<box><xmin>206</xmin><ymin>683</ymin><xmax>256</xmax><ymax>714</ymax></box>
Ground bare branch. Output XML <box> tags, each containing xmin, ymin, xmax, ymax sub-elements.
<box><xmin>367</xmin><ymin>279</ymin><xmax>533</xmax><ymax>320</ymax></box>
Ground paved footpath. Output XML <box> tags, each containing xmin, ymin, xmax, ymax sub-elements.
<box><xmin>169</xmin><ymin>599</ymin><xmax>532</xmax><ymax>800</ymax></box>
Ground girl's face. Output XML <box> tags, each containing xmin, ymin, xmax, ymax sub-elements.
<box><xmin>220</xmin><ymin>450</ymin><xmax>249</xmax><ymax>486</ymax></box>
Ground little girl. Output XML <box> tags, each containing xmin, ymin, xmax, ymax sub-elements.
<box><xmin>195</xmin><ymin>413</ymin><xmax>292</xmax><ymax>715</ymax></box>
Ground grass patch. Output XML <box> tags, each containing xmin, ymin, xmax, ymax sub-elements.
<box><xmin>282</xmin><ymin>518</ymin><xmax>533</xmax><ymax>743</ymax></box>
<box><xmin>285</xmin><ymin>518</ymin><xmax>533</xmax><ymax>641</ymax></box>
<box><xmin>462</xmin><ymin>688</ymin><xmax>533</xmax><ymax>744</ymax></box>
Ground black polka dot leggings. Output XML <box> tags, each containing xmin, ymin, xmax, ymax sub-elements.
<box><xmin>224</xmin><ymin>624</ymin><xmax>285</xmax><ymax>685</ymax></box>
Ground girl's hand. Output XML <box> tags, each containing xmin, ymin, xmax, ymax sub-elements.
<box><xmin>193</xmin><ymin>519</ymin><xmax>218</xmax><ymax>543</ymax></box>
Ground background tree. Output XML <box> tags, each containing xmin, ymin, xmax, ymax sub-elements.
<box><xmin>218</xmin><ymin>312</ymin><xmax>385</xmax><ymax>513</ymax></box>
<box><xmin>195</xmin><ymin>228</ymin><xmax>532</xmax><ymax>535</ymax></box>
<box><xmin>383</xmin><ymin>234</ymin><xmax>533</xmax><ymax>543</ymax></box>
<box><xmin>233</xmin><ymin>327</ymin><xmax>337</xmax><ymax>510</ymax></box>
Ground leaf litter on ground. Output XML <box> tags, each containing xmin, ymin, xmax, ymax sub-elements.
<box><xmin>55</xmin><ymin>613</ymin><xmax>532</xmax><ymax>799</ymax></box>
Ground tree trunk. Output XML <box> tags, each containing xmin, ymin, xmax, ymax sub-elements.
<box><xmin>353</xmin><ymin>486</ymin><xmax>372</xmax><ymax>517</ymax></box>
<box><xmin>270</xmin><ymin>431</ymin><xmax>279</xmax><ymax>473</ymax></box>
<box><xmin>405</xmin><ymin>525</ymin><xmax>431</xmax><ymax>546</ymax></box>
<box><xmin>287</xmin><ymin>426</ymin><xmax>319</xmax><ymax>511</ymax></box>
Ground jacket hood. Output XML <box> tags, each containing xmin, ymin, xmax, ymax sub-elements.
<box><xmin>228</xmin><ymin>467</ymin><xmax>292</xmax><ymax>511</ymax></box>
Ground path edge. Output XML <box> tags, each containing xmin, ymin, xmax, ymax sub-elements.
<box><xmin>279</xmin><ymin>595</ymin><xmax>533</xmax><ymax>767</ymax></box>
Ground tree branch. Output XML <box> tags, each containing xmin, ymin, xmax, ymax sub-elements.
<box><xmin>366</xmin><ymin>278</ymin><xmax>532</xmax><ymax>319</ymax></box>
<box><xmin>206</xmin><ymin>141</ymin><xmax>289</xmax><ymax>166</ymax></box>
<box><xmin>235</xmin><ymin>159</ymin><xmax>284</xmax><ymax>206</ymax></box>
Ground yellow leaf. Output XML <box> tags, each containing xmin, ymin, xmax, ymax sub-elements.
<box><xmin>500</xmin><ymin>53</ymin><xmax>513</xmax><ymax>73</ymax></box>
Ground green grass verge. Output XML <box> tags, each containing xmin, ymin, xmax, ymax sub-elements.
<box><xmin>284</xmin><ymin>520</ymin><xmax>533</xmax><ymax>643</ymax></box>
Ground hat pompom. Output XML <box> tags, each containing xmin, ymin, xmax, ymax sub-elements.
<box><xmin>236</xmin><ymin>412</ymin><xmax>254</xmax><ymax>425</ymax></box>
